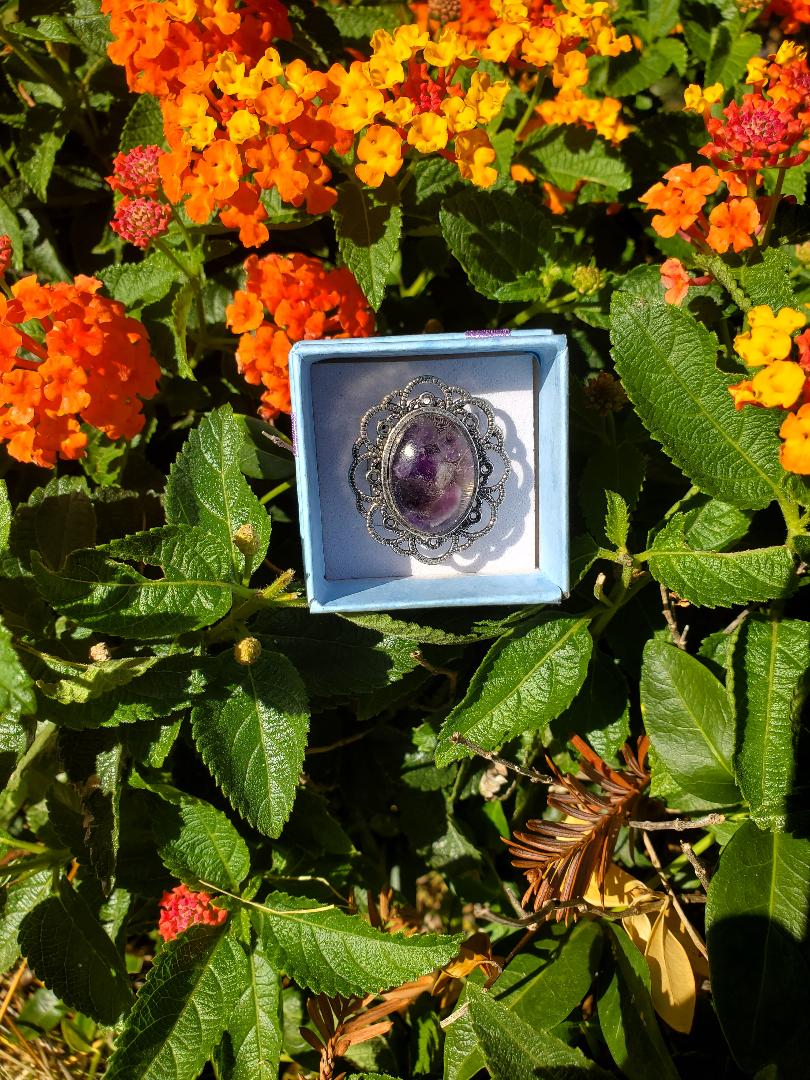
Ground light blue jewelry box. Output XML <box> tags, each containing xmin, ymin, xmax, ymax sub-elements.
<box><xmin>288</xmin><ymin>329</ymin><xmax>568</xmax><ymax>614</ymax></box>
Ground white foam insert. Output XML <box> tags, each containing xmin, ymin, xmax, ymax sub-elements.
<box><xmin>310</xmin><ymin>352</ymin><xmax>539</xmax><ymax>581</ymax></box>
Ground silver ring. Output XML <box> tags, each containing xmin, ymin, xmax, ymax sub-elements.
<box><xmin>349</xmin><ymin>375</ymin><xmax>510</xmax><ymax>565</ymax></box>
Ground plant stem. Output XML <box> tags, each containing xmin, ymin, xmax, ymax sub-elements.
<box><xmin>260</xmin><ymin>480</ymin><xmax>294</xmax><ymax>504</ymax></box>
<box><xmin>513</xmin><ymin>74</ymin><xmax>545</xmax><ymax>141</ymax></box>
<box><xmin>760</xmin><ymin>167</ymin><xmax>785</xmax><ymax>249</ymax></box>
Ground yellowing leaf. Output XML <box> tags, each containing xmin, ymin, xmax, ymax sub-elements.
<box><xmin>645</xmin><ymin>901</ymin><xmax>696</xmax><ymax>1033</ymax></box>
<box><xmin>583</xmin><ymin>862</ymin><xmax>659</xmax><ymax>954</ymax></box>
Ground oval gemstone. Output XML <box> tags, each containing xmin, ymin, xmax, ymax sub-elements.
<box><xmin>385</xmin><ymin>412</ymin><xmax>477</xmax><ymax>536</ymax></box>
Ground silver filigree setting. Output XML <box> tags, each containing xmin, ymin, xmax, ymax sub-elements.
<box><xmin>349</xmin><ymin>375</ymin><xmax>510</xmax><ymax>564</ymax></box>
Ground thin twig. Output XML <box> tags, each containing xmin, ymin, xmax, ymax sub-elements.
<box><xmin>642</xmin><ymin>832</ymin><xmax>708</xmax><ymax>960</ymax></box>
<box><xmin>722</xmin><ymin>608</ymin><xmax>750</xmax><ymax>635</ymax></box>
<box><xmin>660</xmin><ymin>583</ymin><xmax>687</xmax><ymax>649</ymax></box>
<box><xmin>629</xmin><ymin>813</ymin><xmax>725</xmax><ymax>832</ymax></box>
<box><xmin>450</xmin><ymin>733</ymin><xmax>553</xmax><ymax>784</ymax></box>
<box><xmin>306</xmin><ymin>730</ymin><xmax>368</xmax><ymax>755</ymax></box>
<box><xmin>680</xmin><ymin>840</ymin><xmax>712</xmax><ymax>892</ymax></box>
<box><xmin>439</xmin><ymin>1002</ymin><xmax>470</xmax><ymax>1029</ymax></box>
<box><xmin>473</xmin><ymin>896</ymin><xmax>666</xmax><ymax>928</ymax></box>
<box><xmin>411</xmin><ymin>650</ymin><xmax>458</xmax><ymax>694</ymax></box>
<box><xmin>0</xmin><ymin>959</ymin><xmax>26</xmax><ymax>1027</ymax></box>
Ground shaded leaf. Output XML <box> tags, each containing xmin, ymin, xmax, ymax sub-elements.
<box><xmin>154</xmin><ymin>796</ymin><xmax>251</xmax><ymax>893</ymax></box>
<box><xmin>333</xmin><ymin>179</ymin><xmax>402</xmax><ymax>310</ymax></box>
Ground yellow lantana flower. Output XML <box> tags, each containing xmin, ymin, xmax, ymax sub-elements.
<box><xmin>683</xmin><ymin>83</ymin><xmax>724</xmax><ymax>112</ymax></box>
<box><xmin>750</xmin><ymin>361</ymin><xmax>805</xmax><ymax>409</ymax></box>
<box><xmin>407</xmin><ymin>113</ymin><xmax>449</xmax><ymax>153</ymax></box>
<box><xmin>780</xmin><ymin>405</ymin><xmax>810</xmax><ymax>474</ymax></box>
<box><xmin>226</xmin><ymin>110</ymin><xmax>260</xmax><ymax>144</ymax></box>
<box><xmin>734</xmin><ymin>305</ymin><xmax>807</xmax><ymax>367</ymax></box>
<box><xmin>455</xmin><ymin>130</ymin><xmax>498</xmax><ymax>188</ymax></box>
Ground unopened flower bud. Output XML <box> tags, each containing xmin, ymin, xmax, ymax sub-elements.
<box><xmin>89</xmin><ymin>641</ymin><xmax>112</xmax><ymax>662</ymax></box>
<box><xmin>428</xmin><ymin>0</ymin><xmax>461</xmax><ymax>22</ymax></box>
<box><xmin>233</xmin><ymin>522</ymin><xmax>260</xmax><ymax>557</ymax></box>
<box><xmin>796</xmin><ymin>242</ymin><xmax>810</xmax><ymax>268</ymax></box>
<box><xmin>583</xmin><ymin>372</ymin><xmax>628</xmax><ymax>415</ymax></box>
<box><xmin>571</xmin><ymin>265</ymin><xmax>606</xmax><ymax>295</ymax></box>
<box><xmin>234</xmin><ymin>636</ymin><xmax>261</xmax><ymax>665</ymax></box>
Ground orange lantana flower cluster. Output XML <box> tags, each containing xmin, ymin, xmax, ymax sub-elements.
<box><xmin>0</xmin><ymin>275</ymin><xmax>159</xmax><ymax>467</ymax></box>
<box><xmin>641</xmin><ymin>42</ymin><xmax>810</xmax><ymax>257</ymax></box>
<box><xmin>728</xmin><ymin>305</ymin><xmax>810</xmax><ymax>474</ymax></box>
<box><xmin>225</xmin><ymin>254</ymin><xmax>374</xmax><ymax>419</ymax></box>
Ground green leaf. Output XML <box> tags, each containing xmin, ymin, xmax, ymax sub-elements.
<box><xmin>32</xmin><ymin>526</ymin><xmax>234</xmax><ymax>640</ymax></box>
<box><xmin>11</xmin><ymin>480</ymin><xmax>96</xmax><ymax>572</ymax></box>
<box><xmin>465</xmin><ymin>982</ymin><xmax>612</xmax><ymax>1080</ymax></box>
<box><xmin>254</xmin><ymin>608</ymin><xmax>418</xmax><ymax>699</ymax></box>
<box><xmin>119</xmin><ymin>93</ymin><xmax>164</xmax><ymax>152</ymax></box>
<box><xmin>734</xmin><ymin>616</ymin><xmax>810</xmax><ymax>830</ymax></box>
<box><xmin>705</xmin><ymin>28</ymin><xmax>760</xmax><ymax>85</ymax></box>
<box><xmin>519</xmin><ymin>126</ymin><xmax>631</xmax><ymax>192</ymax></box>
<box><xmin>739</xmin><ymin>248</ymin><xmax>797</xmax><ymax>311</ymax></box>
<box><xmin>647</xmin><ymin>516</ymin><xmax>796</xmax><ymax>607</ymax></box>
<box><xmin>170</xmin><ymin>282</ymin><xmax>195</xmax><ymax>379</ymax></box>
<box><xmin>35</xmin><ymin>655</ymin><xmax>159</xmax><ymax>705</ymax></box>
<box><xmin>446</xmin><ymin>924</ymin><xmax>603</xmax><ymax>1080</ymax></box>
<box><xmin>435</xmin><ymin>615</ymin><xmax>593</xmax><ymax>766</ymax></box>
<box><xmin>16</xmin><ymin>107</ymin><xmax>66</xmax><ymax>202</ymax></box>
<box><xmin>326</xmin><ymin>3</ymin><xmax>410</xmax><ymax>40</ymax></box>
<box><xmin>191</xmin><ymin>651</ymin><xmax>309</xmax><ymax>838</ymax></box>
<box><xmin>608</xmin><ymin>39</ymin><xmax>686</xmax><ymax>96</ymax></box>
<box><xmin>99</xmin><ymin>251</ymin><xmax>184</xmax><ymax>309</ymax></box>
<box><xmin>19</xmin><ymin>878</ymin><xmax>133</xmax><ymax>1025</ymax></box>
<box><xmin>0</xmin><ymin>714</ymin><xmax>34</xmax><ymax>788</ymax></box>
<box><xmin>706</xmin><ymin>821</ymin><xmax>810</xmax><ymax>1073</ymax></box>
<box><xmin>258</xmin><ymin>891</ymin><xmax>461</xmax><ymax>997</ymax></box>
<box><xmin>0</xmin><ymin>615</ymin><xmax>35</xmax><ymax>716</ymax></box>
<box><xmin>165</xmin><ymin>405</ymin><xmax>271</xmax><ymax>581</ymax></box>
<box><xmin>597</xmin><ymin>924</ymin><xmax>679</xmax><ymax>1080</ymax></box>
<box><xmin>0</xmin><ymin>478</ymin><xmax>10</xmax><ymax>550</ymax></box>
<box><xmin>105</xmin><ymin>925</ymin><xmax>246</xmax><ymax>1080</ymax></box>
<box><xmin>579</xmin><ymin>441</ymin><xmax>645</xmax><ymax>542</ymax></box>
<box><xmin>0</xmin><ymin>869</ymin><xmax>52</xmax><ymax>976</ymax></box>
<box><xmin>640</xmin><ymin>639</ymin><xmax>738</xmax><ymax>804</ymax></box>
<box><xmin>58</xmin><ymin>729</ymin><xmax>124</xmax><ymax>892</ymax></box>
<box><xmin>332</xmin><ymin>179</ymin><xmax>402</xmax><ymax>310</ymax></box>
<box><xmin>604</xmin><ymin>490</ymin><xmax>630</xmax><ymax>550</ymax></box>
<box><xmin>440</xmin><ymin>189</ymin><xmax>555</xmax><ymax>302</ymax></box>
<box><xmin>154</xmin><ymin>796</ymin><xmax>251</xmax><ymax>893</ymax></box>
<box><xmin>228</xmin><ymin>937</ymin><xmax>282</xmax><ymax>1080</ymax></box>
<box><xmin>610</xmin><ymin>294</ymin><xmax>784</xmax><ymax>509</ymax></box>
<box><xmin>560</xmin><ymin>651</ymin><xmax>630</xmax><ymax>762</ymax></box>
<box><xmin>678</xmin><ymin>497</ymin><xmax>752</xmax><ymax>551</ymax></box>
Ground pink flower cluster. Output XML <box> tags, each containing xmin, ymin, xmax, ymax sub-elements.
<box><xmin>108</xmin><ymin>145</ymin><xmax>171</xmax><ymax>248</ymax></box>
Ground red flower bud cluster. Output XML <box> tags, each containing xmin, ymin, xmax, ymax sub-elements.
<box><xmin>158</xmin><ymin>884</ymin><xmax>227</xmax><ymax>942</ymax></box>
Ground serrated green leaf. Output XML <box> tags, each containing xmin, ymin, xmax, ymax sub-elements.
<box><xmin>333</xmin><ymin>179</ymin><xmax>402</xmax><ymax>310</ymax></box>
<box><xmin>16</xmin><ymin>107</ymin><xmax>66</xmax><ymax>202</ymax></box>
<box><xmin>228</xmin><ymin>937</ymin><xmax>281</xmax><ymax>1080</ymax></box>
<box><xmin>647</xmin><ymin>516</ymin><xmax>796</xmax><ymax>607</ymax></box>
<box><xmin>706</xmin><ymin>822</ymin><xmax>810</xmax><ymax>1073</ymax></box>
<box><xmin>446</xmin><ymin>925</ymin><xmax>603</xmax><ymax>1080</ymax></box>
<box><xmin>640</xmin><ymin>639</ymin><xmax>738</xmax><ymax>804</ymax></box>
<box><xmin>604</xmin><ymin>490</ymin><xmax>630</xmax><ymax>549</ymax></box>
<box><xmin>560</xmin><ymin>651</ymin><xmax>630</xmax><ymax>762</ymax></box>
<box><xmin>435</xmin><ymin>615</ymin><xmax>593</xmax><ymax>766</ymax></box>
<box><xmin>579</xmin><ymin>441</ymin><xmax>645</xmax><ymax>542</ymax></box>
<box><xmin>154</xmin><ymin>796</ymin><xmax>251</xmax><ymax>893</ymax></box>
<box><xmin>119</xmin><ymin>93</ymin><xmax>164</xmax><ymax>152</ymax></box>
<box><xmin>326</xmin><ymin>3</ymin><xmax>409</xmax><ymax>39</ymax></box>
<box><xmin>254</xmin><ymin>608</ymin><xmax>418</xmax><ymax>699</ymax></box>
<box><xmin>105</xmin><ymin>925</ymin><xmax>246</xmax><ymax>1080</ymax></box>
<box><xmin>19</xmin><ymin>878</ymin><xmax>133</xmax><ymax>1025</ymax></box>
<box><xmin>34</xmin><ymin>654</ymin><xmax>159</xmax><ymax>705</ymax></box>
<box><xmin>0</xmin><ymin>869</ymin><xmax>52</xmax><ymax>976</ymax></box>
<box><xmin>258</xmin><ymin>891</ymin><xmax>461</xmax><ymax>996</ymax></box>
<box><xmin>0</xmin><ymin>713</ymin><xmax>35</xmax><ymax>788</ymax></box>
<box><xmin>519</xmin><ymin>125</ymin><xmax>631</xmax><ymax>191</ymax></box>
<box><xmin>0</xmin><ymin>614</ymin><xmax>35</xmax><ymax>716</ymax></box>
<box><xmin>99</xmin><ymin>251</ymin><xmax>184</xmax><ymax>309</ymax></box>
<box><xmin>165</xmin><ymin>405</ymin><xmax>271</xmax><ymax>581</ymax></box>
<box><xmin>705</xmin><ymin>28</ymin><xmax>760</xmax><ymax>85</ymax></box>
<box><xmin>170</xmin><ymin>282</ymin><xmax>195</xmax><ymax>379</ymax></box>
<box><xmin>611</xmin><ymin>294</ymin><xmax>784</xmax><ymax>509</ymax></box>
<box><xmin>739</xmin><ymin>248</ymin><xmax>797</xmax><ymax>311</ymax></box>
<box><xmin>465</xmin><ymin>982</ymin><xmax>612</xmax><ymax>1080</ymax></box>
<box><xmin>678</xmin><ymin>496</ymin><xmax>752</xmax><ymax>551</ymax></box>
<box><xmin>440</xmin><ymin>189</ymin><xmax>555</xmax><ymax>302</ymax></box>
<box><xmin>597</xmin><ymin>924</ymin><xmax>679</xmax><ymax>1080</ymax></box>
<box><xmin>734</xmin><ymin>616</ymin><xmax>810</xmax><ymax>830</ymax></box>
<box><xmin>32</xmin><ymin>526</ymin><xmax>234</xmax><ymax>640</ymax></box>
<box><xmin>58</xmin><ymin>728</ymin><xmax>124</xmax><ymax>892</ymax></box>
<box><xmin>342</xmin><ymin>609</ymin><xmax>518</xmax><ymax>645</ymax></box>
<box><xmin>0</xmin><ymin>479</ymin><xmax>10</xmax><ymax>551</ymax></box>
<box><xmin>191</xmin><ymin>651</ymin><xmax>309</xmax><ymax>838</ymax></box>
